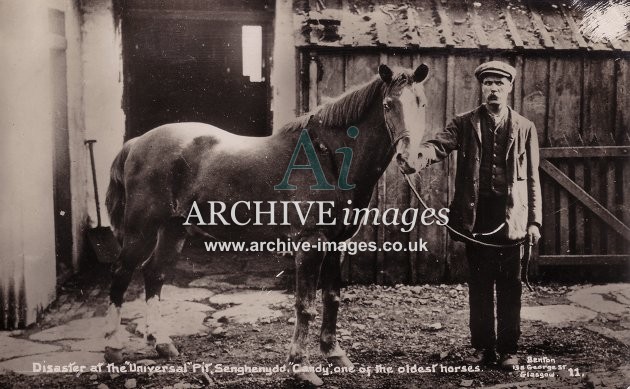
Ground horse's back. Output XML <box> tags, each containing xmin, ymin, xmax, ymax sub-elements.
<box><xmin>129</xmin><ymin>122</ymin><xmax>269</xmax><ymax>159</ymax></box>
<box><xmin>133</xmin><ymin>122</ymin><xmax>230</xmax><ymax>149</ymax></box>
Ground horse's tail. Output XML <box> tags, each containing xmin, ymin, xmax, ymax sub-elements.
<box><xmin>105</xmin><ymin>139</ymin><xmax>135</xmax><ymax>242</ymax></box>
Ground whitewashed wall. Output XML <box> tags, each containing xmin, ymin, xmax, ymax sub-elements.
<box><xmin>0</xmin><ymin>0</ymin><xmax>82</xmax><ymax>327</ymax></box>
<box><xmin>271</xmin><ymin>0</ymin><xmax>297</xmax><ymax>130</ymax></box>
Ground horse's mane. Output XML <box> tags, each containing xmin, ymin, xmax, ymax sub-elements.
<box><xmin>280</xmin><ymin>76</ymin><xmax>385</xmax><ymax>133</ymax></box>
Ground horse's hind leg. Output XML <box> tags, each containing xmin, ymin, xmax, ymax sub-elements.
<box><xmin>105</xmin><ymin>232</ymin><xmax>157</xmax><ymax>363</ymax></box>
<box><xmin>288</xmin><ymin>233</ymin><xmax>326</xmax><ymax>387</ymax></box>
<box><xmin>142</xmin><ymin>219</ymin><xmax>186</xmax><ymax>359</ymax></box>
<box><xmin>319</xmin><ymin>250</ymin><xmax>354</xmax><ymax>368</ymax></box>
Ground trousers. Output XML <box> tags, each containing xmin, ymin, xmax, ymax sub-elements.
<box><xmin>466</xmin><ymin>195</ymin><xmax>523</xmax><ymax>354</ymax></box>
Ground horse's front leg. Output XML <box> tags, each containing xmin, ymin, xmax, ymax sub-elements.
<box><xmin>320</xmin><ymin>250</ymin><xmax>354</xmax><ymax>368</ymax></box>
<box><xmin>288</xmin><ymin>233</ymin><xmax>326</xmax><ymax>386</ymax></box>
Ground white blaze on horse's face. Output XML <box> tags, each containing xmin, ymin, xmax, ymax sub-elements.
<box><xmin>398</xmin><ymin>81</ymin><xmax>427</xmax><ymax>174</ymax></box>
<box><xmin>380</xmin><ymin>63</ymin><xmax>429</xmax><ymax>174</ymax></box>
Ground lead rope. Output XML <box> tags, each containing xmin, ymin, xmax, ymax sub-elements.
<box><xmin>401</xmin><ymin>172</ymin><xmax>534</xmax><ymax>292</ymax></box>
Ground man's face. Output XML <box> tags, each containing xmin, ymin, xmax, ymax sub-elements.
<box><xmin>481</xmin><ymin>75</ymin><xmax>513</xmax><ymax>109</ymax></box>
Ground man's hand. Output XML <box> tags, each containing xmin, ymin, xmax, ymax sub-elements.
<box><xmin>527</xmin><ymin>224</ymin><xmax>541</xmax><ymax>246</ymax></box>
<box><xmin>417</xmin><ymin>151</ymin><xmax>431</xmax><ymax>170</ymax></box>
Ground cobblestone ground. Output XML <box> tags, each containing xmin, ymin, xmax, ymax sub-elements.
<box><xmin>0</xmin><ymin>266</ymin><xmax>628</xmax><ymax>389</ymax></box>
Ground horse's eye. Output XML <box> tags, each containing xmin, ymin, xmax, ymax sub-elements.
<box><xmin>416</xmin><ymin>96</ymin><xmax>420</xmax><ymax>106</ymax></box>
<box><xmin>383</xmin><ymin>102</ymin><xmax>391</xmax><ymax>111</ymax></box>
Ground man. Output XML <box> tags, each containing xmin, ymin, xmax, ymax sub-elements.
<box><xmin>416</xmin><ymin>61</ymin><xmax>542</xmax><ymax>369</ymax></box>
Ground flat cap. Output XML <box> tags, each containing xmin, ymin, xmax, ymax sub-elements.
<box><xmin>474</xmin><ymin>61</ymin><xmax>516</xmax><ymax>82</ymax></box>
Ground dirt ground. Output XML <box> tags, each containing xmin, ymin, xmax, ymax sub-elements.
<box><xmin>1</xmin><ymin>254</ymin><xmax>629</xmax><ymax>389</ymax></box>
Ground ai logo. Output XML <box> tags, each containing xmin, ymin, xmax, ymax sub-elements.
<box><xmin>274</xmin><ymin>127</ymin><xmax>359</xmax><ymax>191</ymax></box>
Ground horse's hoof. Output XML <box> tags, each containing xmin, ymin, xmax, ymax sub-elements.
<box><xmin>326</xmin><ymin>354</ymin><xmax>354</xmax><ymax>369</ymax></box>
<box><xmin>294</xmin><ymin>371</ymin><xmax>324</xmax><ymax>387</ymax></box>
<box><xmin>104</xmin><ymin>347</ymin><xmax>124</xmax><ymax>364</ymax></box>
<box><xmin>156</xmin><ymin>343</ymin><xmax>179</xmax><ymax>359</ymax></box>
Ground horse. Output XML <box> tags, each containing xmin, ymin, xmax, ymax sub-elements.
<box><xmin>103</xmin><ymin>63</ymin><xmax>429</xmax><ymax>386</ymax></box>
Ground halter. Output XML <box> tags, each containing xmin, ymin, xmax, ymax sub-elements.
<box><xmin>383</xmin><ymin>107</ymin><xmax>409</xmax><ymax>149</ymax></box>
<box><xmin>381</xmin><ymin>89</ymin><xmax>413</xmax><ymax>162</ymax></box>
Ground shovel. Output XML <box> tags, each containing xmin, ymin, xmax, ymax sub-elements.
<box><xmin>85</xmin><ymin>139</ymin><xmax>120</xmax><ymax>263</ymax></box>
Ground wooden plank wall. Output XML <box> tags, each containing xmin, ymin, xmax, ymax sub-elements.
<box><xmin>306</xmin><ymin>50</ymin><xmax>630</xmax><ymax>284</ymax></box>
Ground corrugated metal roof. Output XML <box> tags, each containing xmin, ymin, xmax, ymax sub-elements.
<box><xmin>293</xmin><ymin>0</ymin><xmax>630</xmax><ymax>51</ymax></box>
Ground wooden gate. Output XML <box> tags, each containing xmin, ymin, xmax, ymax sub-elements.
<box><xmin>538</xmin><ymin>147</ymin><xmax>630</xmax><ymax>266</ymax></box>
<box><xmin>301</xmin><ymin>50</ymin><xmax>630</xmax><ymax>284</ymax></box>
<box><xmin>532</xmin><ymin>56</ymin><xmax>630</xmax><ymax>269</ymax></box>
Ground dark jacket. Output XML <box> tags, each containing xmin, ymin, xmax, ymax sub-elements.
<box><xmin>420</xmin><ymin>105</ymin><xmax>542</xmax><ymax>241</ymax></box>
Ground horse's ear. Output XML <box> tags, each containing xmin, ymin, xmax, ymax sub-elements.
<box><xmin>413</xmin><ymin>63</ymin><xmax>429</xmax><ymax>83</ymax></box>
<box><xmin>379</xmin><ymin>64</ymin><xmax>393</xmax><ymax>83</ymax></box>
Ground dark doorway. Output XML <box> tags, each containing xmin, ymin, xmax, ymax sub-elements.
<box><xmin>121</xmin><ymin>1</ymin><xmax>274</xmax><ymax>140</ymax></box>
